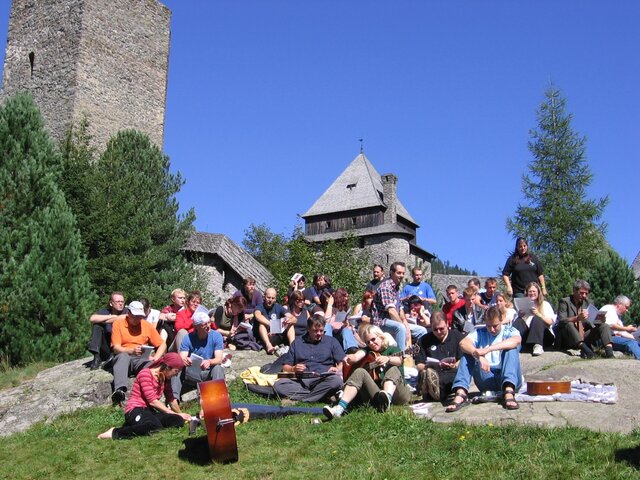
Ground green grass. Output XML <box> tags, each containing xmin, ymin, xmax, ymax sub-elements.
<box><xmin>1</xmin><ymin>380</ymin><xmax>639</xmax><ymax>479</ymax></box>
<box><xmin>0</xmin><ymin>360</ymin><xmax>58</xmax><ymax>391</ymax></box>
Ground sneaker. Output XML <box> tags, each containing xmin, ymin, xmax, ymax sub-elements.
<box><xmin>604</xmin><ymin>346</ymin><xmax>614</xmax><ymax>358</ymax></box>
<box><xmin>580</xmin><ymin>343</ymin><xmax>596</xmax><ymax>359</ymax></box>
<box><xmin>275</xmin><ymin>345</ymin><xmax>289</xmax><ymax>357</ymax></box>
<box><xmin>425</xmin><ymin>368</ymin><xmax>441</xmax><ymax>401</ymax></box>
<box><xmin>111</xmin><ymin>388</ymin><xmax>126</xmax><ymax>405</ymax></box>
<box><xmin>375</xmin><ymin>391</ymin><xmax>391</xmax><ymax>413</ymax></box>
<box><xmin>221</xmin><ymin>353</ymin><xmax>232</xmax><ymax>368</ymax></box>
<box><xmin>323</xmin><ymin>404</ymin><xmax>343</xmax><ymax>420</ymax></box>
<box><xmin>532</xmin><ymin>344</ymin><xmax>544</xmax><ymax>356</ymax></box>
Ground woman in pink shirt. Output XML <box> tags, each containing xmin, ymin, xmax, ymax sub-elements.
<box><xmin>98</xmin><ymin>353</ymin><xmax>190</xmax><ymax>439</ymax></box>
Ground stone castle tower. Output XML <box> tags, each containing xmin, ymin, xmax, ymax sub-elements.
<box><xmin>1</xmin><ymin>0</ymin><xmax>171</xmax><ymax>150</ymax></box>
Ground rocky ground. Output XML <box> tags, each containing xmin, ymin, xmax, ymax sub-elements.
<box><xmin>1</xmin><ymin>349</ymin><xmax>638</xmax><ymax>437</ymax></box>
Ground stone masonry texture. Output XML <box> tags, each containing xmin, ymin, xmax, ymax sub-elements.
<box><xmin>1</xmin><ymin>0</ymin><xmax>171</xmax><ymax>151</ymax></box>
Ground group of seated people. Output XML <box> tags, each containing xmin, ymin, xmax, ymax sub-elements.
<box><xmin>91</xmin><ymin>260</ymin><xmax>637</xmax><ymax>437</ymax></box>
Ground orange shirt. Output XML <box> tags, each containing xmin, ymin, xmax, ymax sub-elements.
<box><xmin>111</xmin><ymin>318</ymin><xmax>164</xmax><ymax>349</ymax></box>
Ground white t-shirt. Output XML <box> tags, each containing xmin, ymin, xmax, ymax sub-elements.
<box><xmin>599</xmin><ymin>304</ymin><xmax>631</xmax><ymax>338</ymax></box>
<box><xmin>521</xmin><ymin>301</ymin><xmax>555</xmax><ymax>329</ymax></box>
<box><xmin>468</xmin><ymin>324</ymin><xmax>520</xmax><ymax>367</ymax></box>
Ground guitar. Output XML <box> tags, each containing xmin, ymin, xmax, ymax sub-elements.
<box><xmin>342</xmin><ymin>345</ymin><xmax>419</xmax><ymax>381</ymax></box>
<box><xmin>526</xmin><ymin>380</ymin><xmax>571</xmax><ymax>395</ymax></box>
<box><xmin>198</xmin><ymin>379</ymin><xmax>325</xmax><ymax>463</ymax></box>
<box><xmin>198</xmin><ymin>379</ymin><xmax>238</xmax><ymax>464</ymax></box>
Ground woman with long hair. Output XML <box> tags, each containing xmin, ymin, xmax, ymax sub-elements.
<box><xmin>212</xmin><ymin>296</ymin><xmax>260</xmax><ymax>351</ymax></box>
<box><xmin>502</xmin><ymin>237</ymin><xmax>547</xmax><ymax>298</ymax></box>
<box><xmin>323</xmin><ymin>324</ymin><xmax>411</xmax><ymax>420</ymax></box>
<box><xmin>496</xmin><ymin>292</ymin><xmax>518</xmax><ymax>325</ymax></box>
<box><xmin>352</xmin><ymin>290</ymin><xmax>375</xmax><ymax>323</ymax></box>
<box><xmin>321</xmin><ymin>288</ymin><xmax>359</xmax><ymax>353</ymax></box>
<box><xmin>98</xmin><ymin>353</ymin><xmax>190</xmax><ymax>439</ymax></box>
<box><xmin>513</xmin><ymin>282</ymin><xmax>555</xmax><ymax>356</ymax></box>
<box><xmin>286</xmin><ymin>289</ymin><xmax>309</xmax><ymax>338</ymax></box>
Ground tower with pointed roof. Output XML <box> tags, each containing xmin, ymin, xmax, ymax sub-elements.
<box><xmin>302</xmin><ymin>153</ymin><xmax>434</xmax><ymax>274</ymax></box>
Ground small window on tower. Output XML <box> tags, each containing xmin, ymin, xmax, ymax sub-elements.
<box><xmin>325</xmin><ymin>221</ymin><xmax>331</xmax><ymax>230</ymax></box>
<box><xmin>351</xmin><ymin>217</ymin><xmax>357</xmax><ymax>226</ymax></box>
<box><xmin>28</xmin><ymin>52</ymin><xmax>35</xmax><ymax>78</ymax></box>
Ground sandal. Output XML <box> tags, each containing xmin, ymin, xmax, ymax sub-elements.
<box><xmin>503</xmin><ymin>389</ymin><xmax>519</xmax><ymax>410</ymax></box>
<box><xmin>445</xmin><ymin>391</ymin><xmax>468</xmax><ymax>413</ymax></box>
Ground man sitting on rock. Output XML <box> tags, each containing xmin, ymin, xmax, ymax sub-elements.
<box><xmin>87</xmin><ymin>292</ymin><xmax>127</xmax><ymax>370</ymax></box>
<box><xmin>598</xmin><ymin>295</ymin><xmax>639</xmax><ymax>359</ymax></box>
<box><xmin>446</xmin><ymin>306</ymin><xmax>522</xmax><ymax>412</ymax></box>
<box><xmin>555</xmin><ymin>279</ymin><xmax>614</xmax><ymax>359</ymax></box>
<box><xmin>171</xmin><ymin>311</ymin><xmax>225</xmax><ymax>401</ymax></box>
<box><xmin>415</xmin><ymin>312</ymin><xmax>463</xmax><ymax>402</ymax></box>
<box><xmin>273</xmin><ymin>315</ymin><xmax>344</xmax><ymax>403</ymax></box>
<box><xmin>110</xmin><ymin>301</ymin><xmax>166</xmax><ymax>405</ymax></box>
<box><xmin>254</xmin><ymin>287</ymin><xmax>294</xmax><ymax>355</ymax></box>
<box><xmin>451</xmin><ymin>287</ymin><xmax>484</xmax><ymax>333</ymax></box>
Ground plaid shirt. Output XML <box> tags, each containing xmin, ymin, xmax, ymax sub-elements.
<box><xmin>371</xmin><ymin>277</ymin><xmax>401</xmax><ymax>326</ymax></box>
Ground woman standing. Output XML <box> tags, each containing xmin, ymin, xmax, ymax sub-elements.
<box><xmin>502</xmin><ymin>237</ymin><xmax>547</xmax><ymax>298</ymax></box>
<box><xmin>513</xmin><ymin>282</ymin><xmax>555</xmax><ymax>356</ymax></box>
<box><xmin>323</xmin><ymin>325</ymin><xmax>411</xmax><ymax>420</ymax></box>
<box><xmin>97</xmin><ymin>353</ymin><xmax>190</xmax><ymax>439</ymax></box>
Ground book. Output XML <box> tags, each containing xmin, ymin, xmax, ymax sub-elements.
<box><xmin>514</xmin><ymin>297</ymin><xmax>534</xmax><ymax>315</ymax></box>
<box><xmin>140</xmin><ymin>345</ymin><xmax>155</xmax><ymax>360</ymax></box>
<box><xmin>424</xmin><ymin>356</ymin><xmax>455</xmax><ymax>368</ymax></box>
<box><xmin>270</xmin><ymin>317</ymin><xmax>284</xmax><ymax>334</ymax></box>
<box><xmin>186</xmin><ymin>353</ymin><xmax>204</xmax><ymax>379</ymax></box>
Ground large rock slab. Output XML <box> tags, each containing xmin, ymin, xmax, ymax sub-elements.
<box><xmin>1</xmin><ymin>349</ymin><xmax>638</xmax><ymax>436</ymax></box>
<box><xmin>429</xmin><ymin>352</ymin><xmax>640</xmax><ymax>434</ymax></box>
<box><xmin>0</xmin><ymin>349</ymin><xmax>271</xmax><ymax>437</ymax></box>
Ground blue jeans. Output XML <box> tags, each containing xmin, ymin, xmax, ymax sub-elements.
<box><xmin>381</xmin><ymin>319</ymin><xmax>407</xmax><ymax>348</ymax></box>
<box><xmin>324</xmin><ymin>324</ymin><xmax>358</xmax><ymax>352</ymax></box>
<box><xmin>611</xmin><ymin>336</ymin><xmax>640</xmax><ymax>360</ymax></box>
<box><xmin>407</xmin><ymin>323</ymin><xmax>428</xmax><ymax>341</ymax></box>
<box><xmin>452</xmin><ymin>348</ymin><xmax>522</xmax><ymax>393</ymax></box>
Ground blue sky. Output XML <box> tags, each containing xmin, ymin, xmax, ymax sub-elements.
<box><xmin>1</xmin><ymin>1</ymin><xmax>638</xmax><ymax>276</ymax></box>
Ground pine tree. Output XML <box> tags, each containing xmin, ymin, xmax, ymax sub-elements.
<box><xmin>79</xmin><ymin>130</ymin><xmax>197</xmax><ymax>306</ymax></box>
<box><xmin>0</xmin><ymin>94</ymin><xmax>96</xmax><ymax>365</ymax></box>
<box><xmin>588</xmin><ymin>248</ymin><xmax>639</xmax><ymax>321</ymax></box>
<box><xmin>507</xmin><ymin>84</ymin><xmax>608</xmax><ymax>273</ymax></box>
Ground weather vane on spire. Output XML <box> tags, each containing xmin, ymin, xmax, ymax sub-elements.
<box><xmin>358</xmin><ymin>138</ymin><xmax>364</xmax><ymax>153</ymax></box>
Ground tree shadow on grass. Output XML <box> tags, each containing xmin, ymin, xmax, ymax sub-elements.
<box><xmin>615</xmin><ymin>445</ymin><xmax>640</xmax><ymax>469</ymax></box>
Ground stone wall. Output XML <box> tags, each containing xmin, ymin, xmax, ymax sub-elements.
<box><xmin>1</xmin><ymin>0</ymin><xmax>170</xmax><ymax>150</ymax></box>
<box><xmin>430</xmin><ymin>273</ymin><xmax>490</xmax><ymax>302</ymax></box>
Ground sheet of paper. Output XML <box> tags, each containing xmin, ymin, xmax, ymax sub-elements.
<box><xmin>140</xmin><ymin>345</ymin><xmax>155</xmax><ymax>360</ymax></box>
<box><xmin>186</xmin><ymin>353</ymin><xmax>204</xmax><ymax>378</ymax></box>
<box><xmin>270</xmin><ymin>317</ymin><xmax>283</xmax><ymax>334</ymax></box>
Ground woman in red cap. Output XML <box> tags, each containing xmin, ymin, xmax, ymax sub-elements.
<box><xmin>98</xmin><ymin>353</ymin><xmax>191</xmax><ymax>439</ymax></box>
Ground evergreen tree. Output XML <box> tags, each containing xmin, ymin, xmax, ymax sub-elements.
<box><xmin>507</xmin><ymin>84</ymin><xmax>608</xmax><ymax>273</ymax></box>
<box><xmin>588</xmin><ymin>248</ymin><xmax>639</xmax><ymax>321</ymax></box>
<box><xmin>242</xmin><ymin>223</ymin><xmax>370</xmax><ymax>300</ymax></box>
<box><xmin>78</xmin><ymin>130</ymin><xmax>197</xmax><ymax>306</ymax></box>
<box><xmin>0</xmin><ymin>94</ymin><xmax>95</xmax><ymax>365</ymax></box>
<box><xmin>430</xmin><ymin>258</ymin><xmax>477</xmax><ymax>276</ymax></box>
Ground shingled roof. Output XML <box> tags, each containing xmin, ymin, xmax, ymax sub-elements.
<box><xmin>633</xmin><ymin>251</ymin><xmax>640</xmax><ymax>278</ymax></box>
<box><xmin>301</xmin><ymin>153</ymin><xmax>418</xmax><ymax>226</ymax></box>
<box><xmin>183</xmin><ymin>232</ymin><xmax>273</xmax><ymax>291</ymax></box>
